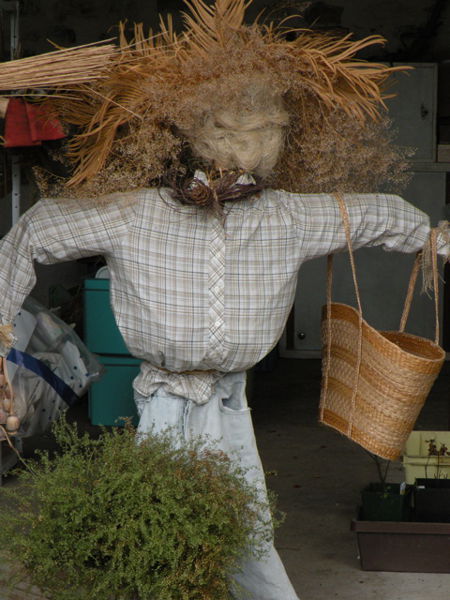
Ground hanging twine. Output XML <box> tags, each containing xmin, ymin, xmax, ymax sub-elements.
<box><xmin>421</xmin><ymin>220</ymin><xmax>449</xmax><ymax>294</ymax></box>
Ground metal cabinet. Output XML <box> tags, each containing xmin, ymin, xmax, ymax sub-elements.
<box><xmin>386</xmin><ymin>63</ymin><xmax>437</xmax><ymax>162</ymax></box>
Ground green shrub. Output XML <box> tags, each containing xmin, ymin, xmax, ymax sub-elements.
<box><xmin>0</xmin><ymin>418</ymin><xmax>275</xmax><ymax>600</ymax></box>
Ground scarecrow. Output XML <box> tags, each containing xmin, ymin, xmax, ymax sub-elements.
<box><xmin>0</xmin><ymin>1</ymin><xmax>448</xmax><ymax>598</ymax></box>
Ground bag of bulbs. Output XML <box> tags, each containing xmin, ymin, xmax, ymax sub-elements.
<box><xmin>0</xmin><ymin>296</ymin><xmax>102</xmax><ymax>439</ymax></box>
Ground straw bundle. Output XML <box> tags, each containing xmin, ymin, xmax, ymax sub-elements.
<box><xmin>0</xmin><ymin>41</ymin><xmax>118</xmax><ymax>92</ymax></box>
<box><xmin>1</xmin><ymin>0</ymin><xmax>412</xmax><ymax>198</ymax></box>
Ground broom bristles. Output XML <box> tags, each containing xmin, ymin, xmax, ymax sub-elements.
<box><xmin>0</xmin><ymin>41</ymin><xmax>118</xmax><ymax>91</ymax></box>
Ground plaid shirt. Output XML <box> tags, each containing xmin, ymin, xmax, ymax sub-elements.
<box><xmin>0</xmin><ymin>184</ymin><xmax>444</xmax><ymax>403</ymax></box>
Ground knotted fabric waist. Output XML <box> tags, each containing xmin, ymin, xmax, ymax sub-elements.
<box><xmin>133</xmin><ymin>362</ymin><xmax>228</xmax><ymax>406</ymax></box>
<box><xmin>153</xmin><ymin>364</ymin><xmax>219</xmax><ymax>376</ymax></box>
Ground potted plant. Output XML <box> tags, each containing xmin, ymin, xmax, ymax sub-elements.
<box><xmin>0</xmin><ymin>417</ymin><xmax>276</xmax><ymax>600</ymax></box>
<box><xmin>351</xmin><ymin>439</ymin><xmax>450</xmax><ymax>573</ymax></box>
<box><xmin>359</xmin><ymin>453</ymin><xmax>412</xmax><ymax>522</ymax></box>
<box><xmin>413</xmin><ymin>438</ymin><xmax>450</xmax><ymax>523</ymax></box>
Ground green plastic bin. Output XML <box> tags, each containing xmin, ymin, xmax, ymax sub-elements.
<box><xmin>83</xmin><ymin>278</ymin><xmax>129</xmax><ymax>355</ymax></box>
<box><xmin>88</xmin><ymin>354</ymin><xmax>140</xmax><ymax>426</ymax></box>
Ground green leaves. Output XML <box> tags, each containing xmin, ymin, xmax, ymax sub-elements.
<box><xmin>0</xmin><ymin>417</ymin><xmax>274</xmax><ymax>600</ymax></box>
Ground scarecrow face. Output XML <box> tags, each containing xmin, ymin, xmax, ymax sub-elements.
<box><xmin>189</xmin><ymin>109</ymin><xmax>285</xmax><ymax>176</ymax></box>
<box><xmin>182</xmin><ymin>79</ymin><xmax>289</xmax><ymax>178</ymax></box>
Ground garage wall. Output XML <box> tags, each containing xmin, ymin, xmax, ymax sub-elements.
<box><xmin>7</xmin><ymin>1</ymin><xmax>450</xmax><ymax>63</ymax></box>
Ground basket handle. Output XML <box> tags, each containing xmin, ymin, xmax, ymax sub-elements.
<box><xmin>327</xmin><ymin>193</ymin><xmax>363</xmax><ymax>314</ymax></box>
<box><xmin>329</xmin><ymin>194</ymin><xmax>441</xmax><ymax>345</ymax></box>
<box><xmin>399</xmin><ymin>228</ymin><xmax>440</xmax><ymax>344</ymax></box>
<box><xmin>325</xmin><ymin>194</ymin><xmax>364</xmax><ymax>437</ymax></box>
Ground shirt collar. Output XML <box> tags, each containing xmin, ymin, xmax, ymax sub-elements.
<box><xmin>193</xmin><ymin>170</ymin><xmax>256</xmax><ymax>186</ymax></box>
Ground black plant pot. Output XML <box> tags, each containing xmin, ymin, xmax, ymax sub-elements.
<box><xmin>414</xmin><ymin>478</ymin><xmax>450</xmax><ymax>523</ymax></box>
<box><xmin>360</xmin><ymin>483</ymin><xmax>412</xmax><ymax>522</ymax></box>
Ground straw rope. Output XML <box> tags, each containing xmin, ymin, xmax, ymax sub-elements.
<box><xmin>399</xmin><ymin>231</ymin><xmax>439</xmax><ymax>343</ymax></box>
<box><xmin>320</xmin><ymin>256</ymin><xmax>332</xmax><ymax>422</ymax></box>
<box><xmin>399</xmin><ymin>252</ymin><xmax>422</xmax><ymax>335</ymax></box>
<box><xmin>335</xmin><ymin>193</ymin><xmax>363</xmax><ymax>437</ymax></box>
<box><xmin>421</xmin><ymin>220</ymin><xmax>450</xmax><ymax>293</ymax></box>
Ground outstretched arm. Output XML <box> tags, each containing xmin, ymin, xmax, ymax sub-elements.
<box><xmin>285</xmin><ymin>192</ymin><xmax>449</xmax><ymax>261</ymax></box>
<box><xmin>0</xmin><ymin>194</ymin><xmax>134</xmax><ymax>354</ymax></box>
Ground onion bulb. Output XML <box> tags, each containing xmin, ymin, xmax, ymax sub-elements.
<box><xmin>5</xmin><ymin>415</ymin><xmax>19</xmax><ymax>432</ymax></box>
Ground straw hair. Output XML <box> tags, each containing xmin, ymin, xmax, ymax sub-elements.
<box><xmin>180</xmin><ymin>76</ymin><xmax>289</xmax><ymax>176</ymax></box>
<box><xmin>1</xmin><ymin>0</ymin><xmax>411</xmax><ymax>197</ymax></box>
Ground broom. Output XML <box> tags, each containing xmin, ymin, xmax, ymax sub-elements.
<box><xmin>0</xmin><ymin>40</ymin><xmax>118</xmax><ymax>92</ymax></box>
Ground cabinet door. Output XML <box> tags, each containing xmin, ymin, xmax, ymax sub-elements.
<box><xmin>281</xmin><ymin>171</ymin><xmax>446</xmax><ymax>357</ymax></box>
<box><xmin>386</xmin><ymin>63</ymin><xmax>437</xmax><ymax>163</ymax></box>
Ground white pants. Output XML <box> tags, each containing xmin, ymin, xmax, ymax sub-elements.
<box><xmin>134</xmin><ymin>371</ymin><xmax>299</xmax><ymax>600</ymax></box>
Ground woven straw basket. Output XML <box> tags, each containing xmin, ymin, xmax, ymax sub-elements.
<box><xmin>319</xmin><ymin>196</ymin><xmax>445</xmax><ymax>460</ymax></box>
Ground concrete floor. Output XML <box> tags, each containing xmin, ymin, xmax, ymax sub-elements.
<box><xmin>1</xmin><ymin>357</ymin><xmax>450</xmax><ymax>599</ymax></box>
<box><xmin>250</xmin><ymin>358</ymin><xmax>450</xmax><ymax>600</ymax></box>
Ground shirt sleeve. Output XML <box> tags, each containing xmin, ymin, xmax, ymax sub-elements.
<box><xmin>0</xmin><ymin>194</ymin><xmax>135</xmax><ymax>326</ymax></box>
<box><xmin>286</xmin><ymin>192</ymin><xmax>449</xmax><ymax>261</ymax></box>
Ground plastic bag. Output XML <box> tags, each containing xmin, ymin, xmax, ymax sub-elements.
<box><xmin>6</xmin><ymin>296</ymin><xmax>103</xmax><ymax>437</ymax></box>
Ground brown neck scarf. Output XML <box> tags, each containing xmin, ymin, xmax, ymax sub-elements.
<box><xmin>166</xmin><ymin>171</ymin><xmax>263</xmax><ymax>215</ymax></box>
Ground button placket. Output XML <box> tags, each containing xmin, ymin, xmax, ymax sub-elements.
<box><xmin>205</xmin><ymin>217</ymin><xmax>226</xmax><ymax>365</ymax></box>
